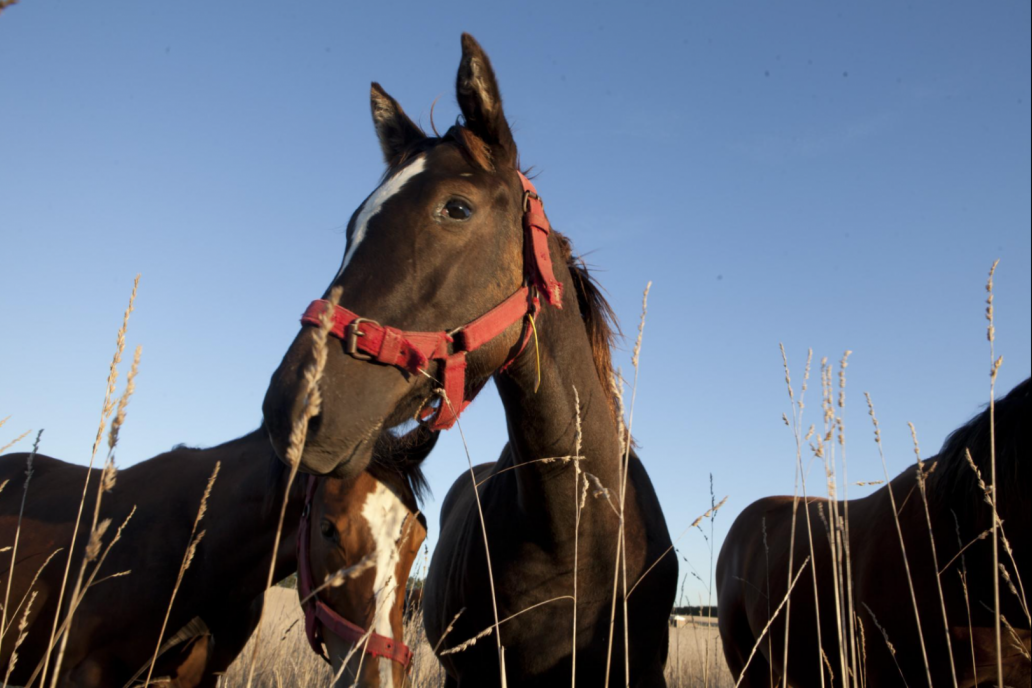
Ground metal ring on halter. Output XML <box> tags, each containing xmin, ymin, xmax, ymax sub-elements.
<box><xmin>345</xmin><ymin>317</ymin><xmax>379</xmax><ymax>360</ymax></box>
<box><xmin>522</xmin><ymin>189</ymin><xmax>541</xmax><ymax>212</ymax></box>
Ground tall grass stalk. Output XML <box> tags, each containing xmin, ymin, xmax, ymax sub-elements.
<box><xmin>1</xmin><ymin>429</ymin><xmax>41</xmax><ymax>642</ymax></box>
<box><xmin>244</xmin><ymin>286</ymin><xmax>341</xmax><ymax>688</ymax></box>
<box><xmin>39</xmin><ymin>274</ymin><xmax>138</xmax><ymax>688</ymax></box>
<box><xmin>836</xmin><ymin>352</ymin><xmax>859</xmax><ymax>688</ymax></box>
<box><xmin>50</xmin><ymin>343</ymin><xmax>141</xmax><ymax>686</ymax></box>
<box><xmin>778</xmin><ymin>345</ymin><xmax>812</xmax><ymax>688</ymax></box>
<box><xmin>984</xmin><ymin>259</ymin><xmax>1003</xmax><ymax>687</ymax></box>
<box><xmin>443</xmin><ymin>393</ymin><xmax>507</xmax><ymax>688</ymax></box>
<box><xmin>734</xmin><ymin>557</ymin><xmax>811</xmax><ymax>688</ymax></box>
<box><xmin>619</xmin><ymin>281</ymin><xmax>650</xmax><ymax>688</ymax></box>
<box><xmin>143</xmin><ymin>462</ymin><xmax>220</xmax><ymax>686</ymax></box>
<box><xmin>571</xmin><ymin>385</ymin><xmax>583</xmax><ymax>688</ymax></box>
<box><xmin>863</xmin><ymin>392</ymin><xmax>932</xmax><ymax>687</ymax></box>
<box><xmin>909</xmin><ymin>422</ymin><xmax>958</xmax><ymax>687</ymax></box>
<box><xmin>0</xmin><ymin>431</ymin><xmax>30</xmax><ymax>456</ymax></box>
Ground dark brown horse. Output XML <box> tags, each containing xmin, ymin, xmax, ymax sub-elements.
<box><xmin>717</xmin><ymin>377</ymin><xmax>1030</xmax><ymax>687</ymax></box>
<box><xmin>261</xmin><ymin>33</ymin><xmax>677</xmax><ymax>687</ymax></box>
<box><xmin>0</xmin><ymin>429</ymin><xmax>294</xmax><ymax>687</ymax></box>
<box><xmin>0</xmin><ymin>426</ymin><xmax>434</xmax><ymax>687</ymax></box>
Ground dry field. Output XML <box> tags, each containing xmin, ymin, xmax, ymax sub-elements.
<box><xmin>218</xmin><ymin>588</ymin><xmax>733</xmax><ymax>687</ymax></box>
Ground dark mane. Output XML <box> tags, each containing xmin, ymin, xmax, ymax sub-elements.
<box><xmin>933</xmin><ymin>377</ymin><xmax>1029</xmax><ymax>525</ymax></box>
<box><xmin>367</xmin><ymin>425</ymin><xmax>437</xmax><ymax>531</ymax></box>
<box><xmin>555</xmin><ymin>232</ymin><xmax>623</xmax><ymax>424</ymax></box>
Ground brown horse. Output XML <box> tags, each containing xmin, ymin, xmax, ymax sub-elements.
<box><xmin>261</xmin><ymin>33</ymin><xmax>677</xmax><ymax>687</ymax></box>
<box><xmin>0</xmin><ymin>429</ymin><xmax>294</xmax><ymax>687</ymax></box>
<box><xmin>300</xmin><ymin>428</ymin><xmax>433</xmax><ymax>688</ymax></box>
<box><xmin>0</xmin><ymin>426</ymin><xmax>434</xmax><ymax>687</ymax></box>
<box><xmin>716</xmin><ymin>377</ymin><xmax>1030</xmax><ymax>687</ymax></box>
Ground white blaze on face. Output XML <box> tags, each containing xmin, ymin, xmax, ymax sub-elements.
<box><xmin>335</xmin><ymin>156</ymin><xmax>427</xmax><ymax>281</ymax></box>
<box><xmin>361</xmin><ymin>481</ymin><xmax>411</xmax><ymax>688</ymax></box>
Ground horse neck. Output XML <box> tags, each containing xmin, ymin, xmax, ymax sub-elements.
<box><xmin>191</xmin><ymin>429</ymin><xmax>301</xmax><ymax>590</ymax></box>
<box><xmin>493</xmin><ymin>264</ymin><xmax>624</xmax><ymax>527</ymax></box>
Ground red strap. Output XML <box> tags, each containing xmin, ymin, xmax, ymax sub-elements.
<box><xmin>519</xmin><ymin>172</ymin><xmax>563</xmax><ymax>308</ymax></box>
<box><xmin>297</xmin><ymin>476</ymin><xmax>414</xmax><ymax>669</ymax></box>
<box><xmin>301</xmin><ymin>302</ymin><xmax>451</xmax><ymax>374</ymax></box>
<box><xmin>300</xmin><ymin>172</ymin><xmax>563</xmax><ymax>430</ymax></box>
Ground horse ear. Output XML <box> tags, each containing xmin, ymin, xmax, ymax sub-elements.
<box><xmin>455</xmin><ymin>33</ymin><xmax>517</xmax><ymax>167</ymax></box>
<box><xmin>370</xmin><ymin>82</ymin><xmax>424</xmax><ymax>164</ymax></box>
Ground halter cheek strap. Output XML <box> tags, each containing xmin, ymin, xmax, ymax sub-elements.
<box><xmin>299</xmin><ymin>172</ymin><xmax>562</xmax><ymax>430</ymax></box>
<box><xmin>297</xmin><ymin>476</ymin><xmax>415</xmax><ymax>669</ymax></box>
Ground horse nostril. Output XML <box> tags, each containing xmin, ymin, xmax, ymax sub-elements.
<box><xmin>305</xmin><ymin>414</ymin><xmax>323</xmax><ymax>440</ymax></box>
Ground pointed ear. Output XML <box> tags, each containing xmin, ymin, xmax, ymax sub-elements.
<box><xmin>370</xmin><ymin>82</ymin><xmax>425</xmax><ymax>164</ymax></box>
<box><xmin>455</xmin><ymin>33</ymin><xmax>517</xmax><ymax>167</ymax></box>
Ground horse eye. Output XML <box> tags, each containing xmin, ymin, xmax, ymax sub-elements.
<box><xmin>319</xmin><ymin>520</ymin><xmax>337</xmax><ymax>541</ymax></box>
<box><xmin>442</xmin><ymin>199</ymin><xmax>473</xmax><ymax>221</ymax></box>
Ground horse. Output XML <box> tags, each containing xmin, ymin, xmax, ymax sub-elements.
<box><xmin>716</xmin><ymin>377</ymin><xmax>1030</xmax><ymax>687</ymax></box>
<box><xmin>0</xmin><ymin>425</ymin><xmax>435</xmax><ymax>687</ymax></box>
<box><xmin>261</xmin><ymin>33</ymin><xmax>677</xmax><ymax>687</ymax></box>
<box><xmin>299</xmin><ymin>427</ymin><xmax>433</xmax><ymax>688</ymax></box>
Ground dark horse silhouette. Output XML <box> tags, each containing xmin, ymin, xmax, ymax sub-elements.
<box><xmin>717</xmin><ymin>377</ymin><xmax>1030</xmax><ymax>687</ymax></box>
<box><xmin>0</xmin><ymin>427</ymin><xmax>434</xmax><ymax>687</ymax></box>
<box><xmin>261</xmin><ymin>33</ymin><xmax>676</xmax><ymax>687</ymax></box>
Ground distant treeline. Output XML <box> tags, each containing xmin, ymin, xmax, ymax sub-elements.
<box><xmin>672</xmin><ymin>605</ymin><xmax>717</xmax><ymax>617</ymax></box>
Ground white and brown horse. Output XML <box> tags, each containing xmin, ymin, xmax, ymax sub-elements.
<box><xmin>261</xmin><ymin>34</ymin><xmax>677</xmax><ymax>687</ymax></box>
<box><xmin>299</xmin><ymin>428</ymin><xmax>432</xmax><ymax>688</ymax></box>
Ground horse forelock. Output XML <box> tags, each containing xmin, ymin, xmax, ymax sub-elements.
<box><xmin>933</xmin><ymin>377</ymin><xmax>1029</xmax><ymax>526</ymax></box>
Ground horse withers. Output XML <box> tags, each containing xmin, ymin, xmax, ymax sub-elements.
<box><xmin>716</xmin><ymin>377</ymin><xmax>1030</xmax><ymax>687</ymax></box>
<box><xmin>262</xmin><ymin>33</ymin><xmax>676</xmax><ymax>686</ymax></box>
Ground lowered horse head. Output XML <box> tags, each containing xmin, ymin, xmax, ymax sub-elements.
<box><xmin>264</xmin><ymin>34</ymin><xmax>551</xmax><ymax>478</ymax></box>
<box><xmin>299</xmin><ymin>426</ymin><xmax>435</xmax><ymax>687</ymax></box>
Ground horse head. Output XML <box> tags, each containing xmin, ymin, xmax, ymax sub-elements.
<box><xmin>299</xmin><ymin>427</ymin><xmax>435</xmax><ymax>686</ymax></box>
<box><xmin>263</xmin><ymin>34</ymin><xmax>552</xmax><ymax>478</ymax></box>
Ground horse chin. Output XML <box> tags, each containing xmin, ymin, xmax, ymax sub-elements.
<box><xmin>325</xmin><ymin>634</ymin><xmax>380</xmax><ymax>688</ymax></box>
<box><xmin>293</xmin><ymin>432</ymin><xmax>377</xmax><ymax>479</ymax></box>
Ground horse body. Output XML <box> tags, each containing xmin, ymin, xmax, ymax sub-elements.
<box><xmin>260</xmin><ymin>33</ymin><xmax>676</xmax><ymax>687</ymax></box>
<box><xmin>717</xmin><ymin>378</ymin><xmax>1030</xmax><ymax>687</ymax></box>
<box><xmin>0</xmin><ymin>429</ymin><xmax>298</xmax><ymax>687</ymax></box>
<box><xmin>428</xmin><ymin>446</ymin><xmax>674</xmax><ymax>687</ymax></box>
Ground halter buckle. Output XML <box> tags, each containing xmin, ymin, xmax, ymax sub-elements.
<box><xmin>345</xmin><ymin>318</ymin><xmax>379</xmax><ymax>360</ymax></box>
<box><xmin>522</xmin><ymin>189</ymin><xmax>541</xmax><ymax>212</ymax></box>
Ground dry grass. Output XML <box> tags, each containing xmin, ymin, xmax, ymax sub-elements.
<box><xmin>217</xmin><ymin>589</ymin><xmax>733</xmax><ymax>688</ymax></box>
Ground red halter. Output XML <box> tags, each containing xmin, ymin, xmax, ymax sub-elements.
<box><xmin>297</xmin><ymin>475</ymin><xmax>415</xmax><ymax>669</ymax></box>
<box><xmin>300</xmin><ymin>171</ymin><xmax>563</xmax><ymax>430</ymax></box>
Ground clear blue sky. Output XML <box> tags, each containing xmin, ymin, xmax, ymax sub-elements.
<box><xmin>2</xmin><ymin>1</ymin><xmax>1029</xmax><ymax>606</ymax></box>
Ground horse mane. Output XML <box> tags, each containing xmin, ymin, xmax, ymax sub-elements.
<box><xmin>933</xmin><ymin>376</ymin><xmax>1029</xmax><ymax>525</ymax></box>
<box><xmin>553</xmin><ymin>232</ymin><xmax>623</xmax><ymax>424</ymax></box>
<box><xmin>366</xmin><ymin>424</ymin><xmax>437</xmax><ymax>532</ymax></box>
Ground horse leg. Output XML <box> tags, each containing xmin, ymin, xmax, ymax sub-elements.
<box><xmin>633</xmin><ymin>664</ymin><xmax>668</xmax><ymax>687</ymax></box>
<box><xmin>719</xmin><ymin>606</ymin><xmax>779</xmax><ymax>688</ymax></box>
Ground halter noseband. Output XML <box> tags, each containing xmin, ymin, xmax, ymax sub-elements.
<box><xmin>299</xmin><ymin>171</ymin><xmax>563</xmax><ymax>430</ymax></box>
<box><xmin>297</xmin><ymin>475</ymin><xmax>415</xmax><ymax>669</ymax></box>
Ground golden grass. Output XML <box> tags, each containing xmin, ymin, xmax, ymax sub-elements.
<box><xmin>217</xmin><ymin>589</ymin><xmax>734</xmax><ymax>688</ymax></box>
